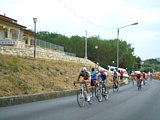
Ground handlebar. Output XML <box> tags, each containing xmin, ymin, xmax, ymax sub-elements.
<box><xmin>73</xmin><ymin>81</ymin><xmax>86</xmax><ymax>87</ymax></box>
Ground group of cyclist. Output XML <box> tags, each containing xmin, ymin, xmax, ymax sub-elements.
<box><xmin>76</xmin><ymin>63</ymin><xmax>119</xmax><ymax>101</ymax></box>
<box><xmin>131</xmin><ymin>71</ymin><xmax>151</xmax><ymax>87</ymax></box>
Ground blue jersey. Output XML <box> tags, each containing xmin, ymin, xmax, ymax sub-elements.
<box><xmin>90</xmin><ymin>70</ymin><xmax>98</xmax><ymax>80</ymax></box>
<box><xmin>98</xmin><ymin>72</ymin><xmax>108</xmax><ymax>82</ymax></box>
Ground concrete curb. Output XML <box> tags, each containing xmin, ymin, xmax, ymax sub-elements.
<box><xmin>0</xmin><ymin>89</ymin><xmax>78</xmax><ymax>107</ymax></box>
<box><xmin>0</xmin><ymin>82</ymin><xmax>126</xmax><ymax>107</ymax></box>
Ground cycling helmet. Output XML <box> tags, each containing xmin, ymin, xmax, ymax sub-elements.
<box><xmin>98</xmin><ymin>68</ymin><xmax>104</xmax><ymax>72</ymax></box>
<box><xmin>81</xmin><ymin>67</ymin><xmax>86</xmax><ymax>72</ymax></box>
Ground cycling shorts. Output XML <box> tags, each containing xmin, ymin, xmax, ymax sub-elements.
<box><xmin>99</xmin><ymin>78</ymin><xmax>106</xmax><ymax>83</ymax></box>
<box><xmin>91</xmin><ymin>79</ymin><xmax>96</xmax><ymax>86</ymax></box>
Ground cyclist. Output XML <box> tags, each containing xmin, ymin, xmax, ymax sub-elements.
<box><xmin>90</xmin><ymin>63</ymin><xmax>99</xmax><ymax>93</ymax></box>
<box><xmin>142</xmin><ymin>72</ymin><xmax>146</xmax><ymax>85</ymax></box>
<box><xmin>131</xmin><ymin>72</ymin><xmax>136</xmax><ymax>85</ymax></box>
<box><xmin>112</xmin><ymin>70</ymin><xmax>119</xmax><ymax>90</ymax></box>
<box><xmin>97</xmin><ymin>68</ymin><xmax>108</xmax><ymax>94</ymax></box>
<box><xmin>77</xmin><ymin>67</ymin><xmax>91</xmax><ymax>101</ymax></box>
<box><xmin>136</xmin><ymin>72</ymin><xmax>142</xmax><ymax>87</ymax></box>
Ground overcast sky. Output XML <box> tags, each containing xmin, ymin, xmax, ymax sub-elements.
<box><xmin>1</xmin><ymin>0</ymin><xmax>160</xmax><ymax>60</ymax></box>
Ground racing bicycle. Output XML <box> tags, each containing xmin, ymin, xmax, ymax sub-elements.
<box><xmin>137</xmin><ymin>79</ymin><xmax>142</xmax><ymax>91</ymax></box>
<box><xmin>73</xmin><ymin>81</ymin><xmax>93</xmax><ymax>107</ymax></box>
<box><xmin>113</xmin><ymin>80</ymin><xmax>119</xmax><ymax>92</ymax></box>
<box><xmin>95</xmin><ymin>82</ymin><xmax>109</xmax><ymax>102</ymax></box>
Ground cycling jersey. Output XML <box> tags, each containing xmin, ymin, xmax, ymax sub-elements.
<box><xmin>78</xmin><ymin>71</ymin><xmax>90</xmax><ymax>80</ymax></box>
<box><xmin>90</xmin><ymin>70</ymin><xmax>98</xmax><ymax>80</ymax></box>
<box><xmin>98</xmin><ymin>72</ymin><xmax>108</xmax><ymax>82</ymax></box>
<box><xmin>136</xmin><ymin>74</ymin><xmax>141</xmax><ymax>79</ymax></box>
<box><xmin>113</xmin><ymin>72</ymin><xmax>118</xmax><ymax>81</ymax></box>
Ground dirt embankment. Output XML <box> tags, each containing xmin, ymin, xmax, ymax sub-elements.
<box><xmin>0</xmin><ymin>54</ymin><xmax>113</xmax><ymax>97</ymax></box>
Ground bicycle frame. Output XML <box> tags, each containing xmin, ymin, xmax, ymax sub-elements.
<box><xmin>113</xmin><ymin>80</ymin><xmax>119</xmax><ymax>92</ymax></box>
<box><xmin>73</xmin><ymin>81</ymin><xmax>92</xmax><ymax>107</ymax></box>
<box><xmin>137</xmin><ymin>79</ymin><xmax>142</xmax><ymax>91</ymax></box>
<box><xmin>95</xmin><ymin>81</ymin><xmax>109</xmax><ymax>102</ymax></box>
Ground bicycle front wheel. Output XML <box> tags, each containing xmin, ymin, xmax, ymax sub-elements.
<box><xmin>88</xmin><ymin>93</ymin><xmax>93</xmax><ymax>105</ymax></box>
<box><xmin>77</xmin><ymin>89</ymin><xmax>85</xmax><ymax>107</ymax></box>
<box><xmin>104</xmin><ymin>89</ymin><xmax>109</xmax><ymax>100</ymax></box>
<box><xmin>97</xmin><ymin>88</ymin><xmax>102</xmax><ymax>102</ymax></box>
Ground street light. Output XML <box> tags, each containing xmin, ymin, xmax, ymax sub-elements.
<box><xmin>84</xmin><ymin>30</ymin><xmax>88</xmax><ymax>59</ymax></box>
<box><xmin>117</xmin><ymin>22</ymin><xmax>138</xmax><ymax>70</ymax></box>
<box><xmin>33</xmin><ymin>18</ymin><xmax>37</xmax><ymax>58</ymax></box>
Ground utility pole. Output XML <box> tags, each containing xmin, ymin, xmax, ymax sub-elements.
<box><xmin>84</xmin><ymin>30</ymin><xmax>88</xmax><ymax>59</ymax></box>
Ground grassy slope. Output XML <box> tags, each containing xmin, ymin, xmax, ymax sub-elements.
<box><xmin>0</xmin><ymin>54</ymin><xmax>112</xmax><ymax>97</ymax></box>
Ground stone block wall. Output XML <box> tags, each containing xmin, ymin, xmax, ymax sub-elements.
<box><xmin>0</xmin><ymin>46</ymin><xmax>96</xmax><ymax>67</ymax></box>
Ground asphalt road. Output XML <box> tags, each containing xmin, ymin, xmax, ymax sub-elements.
<box><xmin>0</xmin><ymin>80</ymin><xmax>160</xmax><ymax>120</ymax></box>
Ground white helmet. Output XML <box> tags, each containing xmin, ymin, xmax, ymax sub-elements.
<box><xmin>98</xmin><ymin>68</ymin><xmax>104</xmax><ymax>72</ymax></box>
<box><xmin>81</xmin><ymin>67</ymin><xmax>86</xmax><ymax>72</ymax></box>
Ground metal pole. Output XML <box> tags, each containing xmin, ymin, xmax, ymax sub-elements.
<box><xmin>117</xmin><ymin>28</ymin><xmax>119</xmax><ymax>70</ymax></box>
<box><xmin>84</xmin><ymin>30</ymin><xmax>87</xmax><ymax>59</ymax></box>
<box><xmin>33</xmin><ymin>18</ymin><xmax>37</xmax><ymax>58</ymax></box>
<box><xmin>116</xmin><ymin>22</ymin><xmax>138</xmax><ymax>70</ymax></box>
<box><xmin>34</xmin><ymin>22</ymin><xmax>36</xmax><ymax>58</ymax></box>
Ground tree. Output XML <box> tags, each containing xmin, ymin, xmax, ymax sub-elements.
<box><xmin>37</xmin><ymin>31</ymin><xmax>137</xmax><ymax>71</ymax></box>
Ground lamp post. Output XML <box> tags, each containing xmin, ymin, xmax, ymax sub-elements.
<box><xmin>84</xmin><ymin>30</ymin><xmax>88</xmax><ymax>59</ymax></box>
<box><xmin>33</xmin><ymin>18</ymin><xmax>37</xmax><ymax>58</ymax></box>
<box><xmin>117</xmin><ymin>22</ymin><xmax>138</xmax><ymax>70</ymax></box>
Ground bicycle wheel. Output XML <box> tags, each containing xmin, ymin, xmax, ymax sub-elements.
<box><xmin>77</xmin><ymin>89</ymin><xmax>85</xmax><ymax>107</ymax></box>
<box><xmin>113</xmin><ymin>83</ymin><xmax>116</xmax><ymax>92</ymax></box>
<box><xmin>97</xmin><ymin>88</ymin><xmax>102</xmax><ymax>102</ymax></box>
<box><xmin>117</xmin><ymin>83</ymin><xmax>120</xmax><ymax>91</ymax></box>
<box><xmin>88</xmin><ymin>93</ymin><xmax>93</xmax><ymax>104</ymax></box>
<box><xmin>137</xmin><ymin>81</ymin><xmax>141</xmax><ymax>91</ymax></box>
<box><xmin>132</xmin><ymin>79</ymin><xmax>134</xmax><ymax>85</ymax></box>
<box><xmin>104</xmin><ymin>88</ymin><xmax>109</xmax><ymax>100</ymax></box>
<box><xmin>95</xmin><ymin>84</ymin><xmax>98</xmax><ymax>98</ymax></box>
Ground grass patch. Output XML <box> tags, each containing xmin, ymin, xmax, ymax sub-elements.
<box><xmin>0</xmin><ymin>53</ymin><xmax>112</xmax><ymax>97</ymax></box>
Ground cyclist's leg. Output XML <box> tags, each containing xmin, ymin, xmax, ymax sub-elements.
<box><xmin>113</xmin><ymin>80</ymin><xmax>115</xmax><ymax>88</ymax></box>
<box><xmin>85</xmin><ymin>81</ymin><xmax>90</xmax><ymax>93</ymax></box>
<box><xmin>136</xmin><ymin>78</ymin><xmax>139</xmax><ymax>87</ymax></box>
<box><xmin>102</xmin><ymin>80</ymin><xmax>107</xmax><ymax>90</ymax></box>
<box><xmin>85</xmin><ymin>81</ymin><xmax>91</xmax><ymax>101</ymax></box>
<box><xmin>103</xmin><ymin>82</ymin><xmax>108</xmax><ymax>94</ymax></box>
<box><xmin>90</xmin><ymin>80</ymin><xmax>94</xmax><ymax>93</ymax></box>
<box><xmin>140</xmin><ymin>79</ymin><xmax>142</xmax><ymax>85</ymax></box>
<box><xmin>137</xmin><ymin>79</ymin><xmax>139</xmax><ymax>86</ymax></box>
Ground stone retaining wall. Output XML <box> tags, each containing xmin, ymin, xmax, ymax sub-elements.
<box><xmin>0</xmin><ymin>46</ymin><xmax>96</xmax><ymax>66</ymax></box>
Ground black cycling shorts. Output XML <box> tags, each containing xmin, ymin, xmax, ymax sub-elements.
<box><xmin>91</xmin><ymin>79</ymin><xmax>96</xmax><ymax>86</ymax></box>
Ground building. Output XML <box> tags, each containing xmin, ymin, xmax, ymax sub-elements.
<box><xmin>0</xmin><ymin>14</ymin><xmax>34</xmax><ymax>48</ymax></box>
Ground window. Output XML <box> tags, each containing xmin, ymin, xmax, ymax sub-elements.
<box><xmin>4</xmin><ymin>30</ymin><xmax>7</xmax><ymax>38</ymax></box>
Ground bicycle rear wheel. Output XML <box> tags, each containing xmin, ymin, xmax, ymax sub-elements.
<box><xmin>138</xmin><ymin>85</ymin><xmax>141</xmax><ymax>91</ymax></box>
<box><xmin>113</xmin><ymin>83</ymin><xmax>116</xmax><ymax>92</ymax></box>
<box><xmin>77</xmin><ymin>89</ymin><xmax>85</xmax><ymax>107</ymax></box>
<box><xmin>95</xmin><ymin>84</ymin><xmax>98</xmax><ymax>98</ymax></box>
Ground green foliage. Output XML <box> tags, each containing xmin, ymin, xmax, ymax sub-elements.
<box><xmin>54</xmin><ymin>67</ymin><xmax>59</xmax><ymax>72</ymax></box>
<box><xmin>141</xmin><ymin>59</ymin><xmax>160</xmax><ymax>73</ymax></box>
<box><xmin>36</xmin><ymin>31</ymin><xmax>142</xmax><ymax>73</ymax></box>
